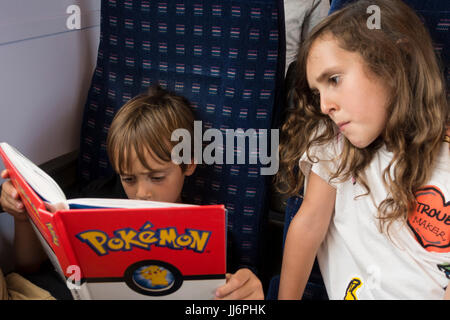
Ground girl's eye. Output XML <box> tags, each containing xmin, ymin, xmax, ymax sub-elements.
<box><xmin>329</xmin><ymin>75</ymin><xmax>340</xmax><ymax>86</ymax></box>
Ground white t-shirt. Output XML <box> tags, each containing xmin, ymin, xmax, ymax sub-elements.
<box><xmin>299</xmin><ymin>137</ymin><xmax>450</xmax><ymax>299</ymax></box>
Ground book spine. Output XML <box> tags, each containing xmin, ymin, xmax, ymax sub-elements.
<box><xmin>37</xmin><ymin>208</ymin><xmax>86</xmax><ymax>299</ymax></box>
<box><xmin>43</xmin><ymin>209</ymin><xmax>97</xmax><ymax>300</ymax></box>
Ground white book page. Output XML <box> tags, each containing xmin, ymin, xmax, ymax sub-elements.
<box><xmin>0</xmin><ymin>142</ymin><xmax>66</xmax><ymax>204</ymax></box>
<box><xmin>66</xmin><ymin>198</ymin><xmax>196</xmax><ymax>209</ymax></box>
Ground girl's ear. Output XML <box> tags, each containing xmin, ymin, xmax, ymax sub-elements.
<box><xmin>184</xmin><ymin>162</ymin><xmax>197</xmax><ymax>176</ymax></box>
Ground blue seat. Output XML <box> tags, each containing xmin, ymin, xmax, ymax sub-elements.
<box><xmin>76</xmin><ymin>0</ymin><xmax>286</xmax><ymax>275</ymax></box>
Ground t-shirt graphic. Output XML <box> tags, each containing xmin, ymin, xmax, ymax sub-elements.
<box><xmin>407</xmin><ymin>185</ymin><xmax>450</xmax><ymax>253</ymax></box>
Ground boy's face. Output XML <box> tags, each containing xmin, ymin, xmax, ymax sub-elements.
<box><xmin>116</xmin><ymin>148</ymin><xmax>196</xmax><ymax>203</ymax></box>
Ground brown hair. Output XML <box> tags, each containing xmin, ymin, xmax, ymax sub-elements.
<box><xmin>276</xmin><ymin>0</ymin><xmax>448</xmax><ymax>230</ymax></box>
<box><xmin>107</xmin><ymin>85</ymin><xmax>195</xmax><ymax>174</ymax></box>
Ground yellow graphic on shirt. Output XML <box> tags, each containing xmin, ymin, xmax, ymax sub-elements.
<box><xmin>344</xmin><ymin>278</ymin><xmax>362</xmax><ymax>300</ymax></box>
<box><xmin>140</xmin><ymin>265</ymin><xmax>168</xmax><ymax>286</ymax></box>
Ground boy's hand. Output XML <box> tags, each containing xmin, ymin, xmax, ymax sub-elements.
<box><xmin>44</xmin><ymin>202</ymin><xmax>69</xmax><ymax>213</ymax></box>
<box><xmin>1</xmin><ymin>169</ymin><xmax>27</xmax><ymax>221</ymax></box>
<box><xmin>214</xmin><ymin>268</ymin><xmax>264</xmax><ymax>300</ymax></box>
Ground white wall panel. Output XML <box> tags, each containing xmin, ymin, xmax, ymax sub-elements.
<box><xmin>0</xmin><ymin>0</ymin><xmax>101</xmax><ymax>269</ymax></box>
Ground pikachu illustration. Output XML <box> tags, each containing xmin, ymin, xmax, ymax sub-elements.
<box><xmin>140</xmin><ymin>265</ymin><xmax>168</xmax><ymax>287</ymax></box>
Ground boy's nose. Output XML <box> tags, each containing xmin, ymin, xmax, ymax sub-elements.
<box><xmin>135</xmin><ymin>182</ymin><xmax>152</xmax><ymax>200</ymax></box>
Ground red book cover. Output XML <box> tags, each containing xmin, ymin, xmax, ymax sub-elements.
<box><xmin>0</xmin><ymin>143</ymin><xmax>226</xmax><ymax>299</ymax></box>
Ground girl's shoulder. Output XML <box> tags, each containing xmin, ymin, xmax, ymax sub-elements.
<box><xmin>299</xmin><ymin>133</ymin><xmax>344</xmax><ymax>187</ymax></box>
<box><xmin>433</xmin><ymin>136</ymin><xmax>450</xmax><ymax>173</ymax></box>
<box><xmin>303</xmin><ymin>133</ymin><xmax>343</xmax><ymax>163</ymax></box>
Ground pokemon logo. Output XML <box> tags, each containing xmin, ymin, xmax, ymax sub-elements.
<box><xmin>76</xmin><ymin>221</ymin><xmax>212</xmax><ymax>256</ymax></box>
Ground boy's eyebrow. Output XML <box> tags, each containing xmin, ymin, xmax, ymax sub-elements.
<box><xmin>120</xmin><ymin>168</ymin><xmax>169</xmax><ymax>176</ymax></box>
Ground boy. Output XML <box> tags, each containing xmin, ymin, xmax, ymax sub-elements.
<box><xmin>0</xmin><ymin>86</ymin><xmax>263</xmax><ymax>299</ymax></box>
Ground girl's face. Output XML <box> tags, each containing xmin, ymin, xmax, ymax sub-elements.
<box><xmin>116</xmin><ymin>148</ymin><xmax>196</xmax><ymax>203</ymax></box>
<box><xmin>306</xmin><ymin>35</ymin><xmax>390</xmax><ymax>148</ymax></box>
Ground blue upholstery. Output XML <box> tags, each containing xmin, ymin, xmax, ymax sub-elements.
<box><xmin>328</xmin><ymin>0</ymin><xmax>353</xmax><ymax>13</ymax></box>
<box><xmin>77</xmin><ymin>0</ymin><xmax>285</xmax><ymax>274</ymax></box>
<box><xmin>403</xmin><ymin>0</ymin><xmax>449</xmax><ymax>101</ymax></box>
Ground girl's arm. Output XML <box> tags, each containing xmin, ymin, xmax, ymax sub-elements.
<box><xmin>278</xmin><ymin>171</ymin><xmax>336</xmax><ymax>299</ymax></box>
<box><xmin>445</xmin><ymin>283</ymin><xmax>450</xmax><ymax>300</ymax></box>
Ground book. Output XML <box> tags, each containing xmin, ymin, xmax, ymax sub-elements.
<box><xmin>0</xmin><ymin>142</ymin><xmax>226</xmax><ymax>300</ymax></box>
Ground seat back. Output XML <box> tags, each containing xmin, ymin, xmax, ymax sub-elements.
<box><xmin>77</xmin><ymin>0</ymin><xmax>285</xmax><ymax>273</ymax></box>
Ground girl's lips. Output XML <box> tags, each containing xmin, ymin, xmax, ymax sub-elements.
<box><xmin>337</xmin><ymin>121</ymin><xmax>350</xmax><ymax>130</ymax></box>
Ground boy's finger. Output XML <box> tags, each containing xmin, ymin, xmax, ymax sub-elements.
<box><xmin>1</xmin><ymin>195</ymin><xmax>26</xmax><ymax>219</ymax></box>
<box><xmin>3</xmin><ymin>193</ymin><xmax>24</xmax><ymax>211</ymax></box>
<box><xmin>3</xmin><ymin>180</ymin><xmax>19</xmax><ymax>199</ymax></box>
<box><xmin>215</xmin><ymin>283</ymin><xmax>254</xmax><ymax>300</ymax></box>
<box><xmin>44</xmin><ymin>202</ymin><xmax>68</xmax><ymax>212</ymax></box>
<box><xmin>1</xmin><ymin>181</ymin><xmax>25</xmax><ymax>213</ymax></box>
<box><xmin>1</xmin><ymin>169</ymin><xmax>9</xmax><ymax>179</ymax></box>
<box><xmin>215</xmin><ymin>272</ymin><xmax>248</xmax><ymax>298</ymax></box>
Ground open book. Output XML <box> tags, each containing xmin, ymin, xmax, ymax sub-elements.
<box><xmin>0</xmin><ymin>142</ymin><xmax>226</xmax><ymax>300</ymax></box>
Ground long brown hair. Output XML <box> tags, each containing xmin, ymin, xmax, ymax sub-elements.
<box><xmin>276</xmin><ymin>0</ymin><xmax>448</xmax><ymax>230</ymax></box>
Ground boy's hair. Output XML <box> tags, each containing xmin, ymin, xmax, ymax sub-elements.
<box><xmin>107</xmin><ymin>85</ymin><xmax>195</xmax><ymax>174</ymax></box>
<box><xmin>276</xmin><ymin>0</ymin><xmax>448</xmax><ymax>230</ymax></box>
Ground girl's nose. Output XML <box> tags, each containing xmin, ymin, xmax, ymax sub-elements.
<box><xmin>320</xmin><ymin>94</ymin><xmax>338</xmax><ymax>115</ymax></box>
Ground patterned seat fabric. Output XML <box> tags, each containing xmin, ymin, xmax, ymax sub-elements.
<box><xmin>78</xmin><ymin>0</ymin><xmax>285</xmax><ymax>274</ymax></box>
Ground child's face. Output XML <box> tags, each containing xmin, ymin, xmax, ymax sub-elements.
<box><xmin>306</xmin><ymin>35</ymin><xmax>390</xmax><ymax>148</ymax></box>
<box><xmin>116</xmin><ymin>148</ymin><xmax>196</xmax><ymax>203</ymax></box>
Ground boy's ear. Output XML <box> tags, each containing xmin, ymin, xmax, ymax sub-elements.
<box><xmin>184</xmin><ymin>162</ymin><xmax>197</xmax><ymax>176</ymax></box>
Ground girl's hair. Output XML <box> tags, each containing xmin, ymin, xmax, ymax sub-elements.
<box><xmin>107</xmin><ymin>85</ymin><xmax>195</xmax><ymax>174</ymax></box>
<box><xmin>276</xmin><ymin>0</ymin><xmax>448</xmax><ymax>230</ymax></box>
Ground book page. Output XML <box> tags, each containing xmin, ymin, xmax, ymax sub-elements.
<box><xmin>66</xmin><ymin>198</ymin><xmax>196</xmax><ymax>209</ymax></box>
<box><xmin>0</xmin><ymin>142</ymin><xmax>66</xmax><ymax>204</ymax></box>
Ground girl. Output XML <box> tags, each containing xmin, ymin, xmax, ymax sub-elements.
<box><xmin>277</xmin><ymin>0</ymin><xmax>449</xmax><ymax>299</ymax></box>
